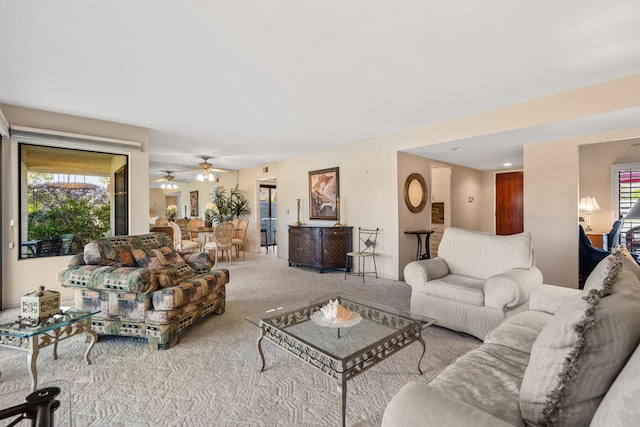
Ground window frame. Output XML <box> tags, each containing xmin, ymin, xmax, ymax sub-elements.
<box><xmin>612</xmin><ymin>162</ymin><xmax>640</xmax><ymax>249</ymax></box>
<box><xmin>13</xmin><ymin>128</ymin><xmax>135</xmax><ymax>260</ymax></box>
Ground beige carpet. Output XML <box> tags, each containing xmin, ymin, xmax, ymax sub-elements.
<box><xmin>0</xmin><ymin>254</ymin><xmax>480</xmax><ymax>426</ymax></box>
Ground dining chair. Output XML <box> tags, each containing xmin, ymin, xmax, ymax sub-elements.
<box><xmin>188</xmin><ymin>219</ymin><xmax>205</xmax><ymax>248</ymax></box>
<box><xmin>204</xmin><ymin>222</ymin><xmax>234</xmax><ymax>267</ymax></box>
<box><xmin>59</xmin><ymin>233</ymin><xmax>74</xmax><ymax>255</ymax></box>
<box><xmin>232</xmin><ymin>219</ymin><xmax>249</xmax><ymax>258</ymax></box>
<box><xmin>165</xmin><ymin>221</ymin><xmax>198</xmax><ymax>252</ymax></box>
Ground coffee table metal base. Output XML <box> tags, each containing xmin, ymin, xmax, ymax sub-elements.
<box><xmin>253</xmin><ymin>301</ymin><xmax>428</xmax><ymax>427</ymax></box>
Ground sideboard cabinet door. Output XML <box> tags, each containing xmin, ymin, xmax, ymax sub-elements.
<box><xmin>288</xmin><ymin>226</ymin><xmax>352</xmax><ymax>273</ymax></box>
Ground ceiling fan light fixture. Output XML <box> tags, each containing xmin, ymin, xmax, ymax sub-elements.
<box><xmin>161</xmin><ymin>182</ymin><xmax>178</xmax><ymax>190</ymax></box>
<box><xmin>197</xmin><ymin>171</ymin><xmax>215</xmax><ymax>182</ymax></box>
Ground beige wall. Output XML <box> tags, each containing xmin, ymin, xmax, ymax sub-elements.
<box><xmin>397</xmin><ymin>152</ymin><xmax>432</xmax><ymax>278</ymax></box>
<box><xmin>1</xmin><ymin>105</ymin><xmax>149</xmax><ymax>308</ymax></box>
<box><xmin>449</xmin><ymin>164</ymin><xmax>485</xmax><ymax>230</ymax></box>
<box><xmin>525</xmin><ymin>128</ymin><xmax>640</xmax><ymax>289</ymax></box>
<box><xmin>240</xmin><ymin>138</ymin><xmax>403</xmax><ymax>281</ymax></box>
<box><xmin>237</xmin><ymin>75</ymin><xmax>640</xmax><ymax>288</ymax></box>
<box><xmin>579</xmin><ymin>138</ymin><xmax>640</xmax><ymax>232</ymax></box>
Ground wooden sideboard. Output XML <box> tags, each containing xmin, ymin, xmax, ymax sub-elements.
<box><xmin>288</xmin><ymin>226</ymin><xmax>353</xmax><ymax>273</ymax></box>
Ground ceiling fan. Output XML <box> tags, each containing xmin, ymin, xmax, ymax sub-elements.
<box><xmin>180</xmin><ymin>156</ymin><xmax>232</xmax><ymax>182</ymax></box>
<box><xmin>150</xmin><ymin>171</ymin><xmax>180</xmax><ymax>189</ymax></box>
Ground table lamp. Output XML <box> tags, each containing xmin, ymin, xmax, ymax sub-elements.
<box><xmin>579</xmin><ymin>196</ymin><xmax>601</xmax><ymax>231</ymax></box>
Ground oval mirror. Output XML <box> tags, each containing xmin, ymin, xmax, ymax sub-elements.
<box><xmin>404</xmin><ymin>173</ymin><xmax>427</xmax><ymax>213</ymax></box>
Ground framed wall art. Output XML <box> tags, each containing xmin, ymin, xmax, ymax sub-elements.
<box><xmin>190</xmin><ymin>190</ymin><xmax>199</xmax><ymax>217</ymax></box>
<box><xmin>309</xmin><ymin>167</ymin><xmax>339</xmax><ymax>220</ymax></box>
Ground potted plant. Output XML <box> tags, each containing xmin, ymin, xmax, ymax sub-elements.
<box><xmin>166</xmin><ymin>204</ymin><xmax>178</xmax><ymax>221</ymax></box>
<box><xmin>211</xmin><ymin>185</ymin><xmax>250</xmax><ymax>223</ymax></box>
<box><xmin>204</xmin><ymin>202</ymin><xmax>218</xmax><ymax>227</ymax></box>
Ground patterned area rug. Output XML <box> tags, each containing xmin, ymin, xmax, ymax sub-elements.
<box><xmin>0</xmin><ymin>254</ymin><xmax>480</xmax><ymax>426</ymax></box>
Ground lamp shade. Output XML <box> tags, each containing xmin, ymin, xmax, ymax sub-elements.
<box><xmin>579</xmin><ymin>196</ymin><xmax>601</xmax><ymax>212</ymax></box>
<box><xmin>625</xmin><ymin>197</ymin><xmax>640</xmax><ymax>220</ymax></box>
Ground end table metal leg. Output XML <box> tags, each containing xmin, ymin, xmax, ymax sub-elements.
<box><xmin>417</xmin><ymin>336</ymin><xmax>426</xmax><ymax>375</ymax></box>
<box><xmin>257</xmin><ymin>336</ymin><xmax>266</xmax><ymax>372</ymax></box>
<box><xmin>84</xmin><ymin>328</ymin><xmax>99</xmax><ymax>365</ymax></box>
<box><xmin>28</xmin><ymin>336</ymin><xmax>39</xmax><ymax>390</ymax></box>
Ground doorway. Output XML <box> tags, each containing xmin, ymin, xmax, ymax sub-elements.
<box><xmin>496</xmin><ymin>171</ymin><xmax>524</xmax><ymax>235</ymax></box>
<box><xmin>259</xmin><ymin>181</ymin><xmax>277</xmax><ymax>254</ymax></box>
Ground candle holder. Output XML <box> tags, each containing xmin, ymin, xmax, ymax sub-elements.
<box><xmin>334</xmin><ymin>197</ymin><xmax>343</xmax><ymax>227</ymax></box>
<box><xmin>293</xmin><ymin>199</ymin><xmax>302</xmax><ymax>226</ymax></box>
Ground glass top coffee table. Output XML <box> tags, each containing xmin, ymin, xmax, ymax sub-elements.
<box><xmin>0</xmin><ymin>309</ymin><xmax>99</xmax><ymax>390</ymax></box>
<box><xmin>246</xmin><ymin>295</ymin><xmax>436</xmax><ymax>426</ymax></box>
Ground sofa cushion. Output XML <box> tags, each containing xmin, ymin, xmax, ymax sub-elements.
<box><xmin>426</xmin><ymin>343</ymin><xmax>530</xmax><ymax>426</ymax></box>
<box><xmin>89</xmin><ymin>266</ymin><xmax>158</xmax><ymax>293</ymax></box>
<box><xmin>519</xmin><ymin>252</ymin><xmax>640</xmax><ymax>426</ymax></box>
<box><xmin>437</xmin><ymin>227</ymin><xmax>534</xmax><ymax>279</ymax></box>
<box><xmin>151</xmin><ymin>280</ymin><xmax>204</xmax><ymax>310</ymax></box>
<box><xmin>485</xmin><ymin>310</ymin><xmax>551</xmax><ymax>354</ymax></box>
<box><xmin>589</xmin><ymin>344</ymin><xmax>640</xmax><ymax>427</ymax></box>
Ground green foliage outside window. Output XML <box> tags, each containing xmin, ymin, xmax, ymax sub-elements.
<box><xmin>27</xmin><ymin>180</ymin><xmax>111</xmax><ymax>254</ymax></box>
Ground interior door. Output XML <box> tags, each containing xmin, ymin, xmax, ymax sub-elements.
<box><xmin>496</xmin><ymin>171</ymin><xmax>524</xmax><ymax>235</ymax></box>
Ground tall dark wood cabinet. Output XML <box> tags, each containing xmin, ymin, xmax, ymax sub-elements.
<box><xmin>288</xmin><ymin>226</ymin><xmax>353</xmax><ymax>273</ymax></box>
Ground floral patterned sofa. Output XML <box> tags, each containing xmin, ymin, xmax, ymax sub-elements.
<box><xmin>61</xmin><ymin>233</ymin><xmax>229</xmax><ymax>350</ymax></box>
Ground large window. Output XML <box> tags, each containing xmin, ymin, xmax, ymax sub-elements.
<box><xmin>19</xmin><ymin>143</ymin><xmax>128</xmax><ymax>259</ymax></box>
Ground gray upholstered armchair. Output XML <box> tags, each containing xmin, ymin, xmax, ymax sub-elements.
<box><xmin>404</xmin><ymin>227</ymin><xmax>543</xmax><ymax>340</ymax></box>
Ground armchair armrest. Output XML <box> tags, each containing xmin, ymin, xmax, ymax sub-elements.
<box><xmin>484</xmin><ymin>266</ymin><xmax>543</xmax><ymax>309</ymax></box>
<box><xmin>179</xmin><ymin>251</ymin><xmax>213</xmax><ymax>274</ymax></box>
<box><xmin>529</xmin><ymin>284</ymin><xmax>580</xmax><ymax>314</ymax></box>
<box><xmin>403</xmin><ymin>258</ymin><xmax>450</xmax><ymax>288</ymax></box>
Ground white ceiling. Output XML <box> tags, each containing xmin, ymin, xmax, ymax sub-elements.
<box><xmin>2</xmin><ymin>1</ymin><xmax>640</xmax><ymax>185</ymax></box>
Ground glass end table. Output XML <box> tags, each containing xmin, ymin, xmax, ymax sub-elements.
<box><xmin>0</xmin><ymin>309</ymin><xmax>100</xmax><ymax>390</ymax></box>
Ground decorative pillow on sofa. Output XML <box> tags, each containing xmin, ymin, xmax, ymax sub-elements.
<box><xmin>519</xmin><ymin>251</ymin><xmax>640</xmax><ymax>426</ymax></box>
<box><xmin>132</xmin><ymin>247</ymin><xmax>185</xmax><ymax>269</ymax></box>
<box><xmin>83</xmin><ymin>239</ymin><xmax>137</xmax><ymax>267</ymax></box>
<box><xmin>583</xmin><ymin>250</ymin><xmax>620</xmax><ymax>292</ymax></box>
<box><xmin>181</xmin><ymin>251</ymin><xmax>214</xmax><ymax>274</ymax></box>
<box><xmin>154</xmin><ymin>263</ymin><xmax>197</xmax><ymax>288</ymax></box>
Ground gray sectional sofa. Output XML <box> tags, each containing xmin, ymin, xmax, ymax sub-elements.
<box><xmin>383</xmin><ymin>247</ymin><xmax>640</xmax><ymax>426</ymax></box>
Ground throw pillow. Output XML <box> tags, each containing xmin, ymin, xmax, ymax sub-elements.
<box><xmin>519</xmin><ymin>255</ymin><xmax>640</xmax><ymax>426</ymax></box>
<box><xmin>115</xmin><ymin>248</ymin><xmax>136</xmax><ymax>267</ymax></box>
<box><xmin>154</xmin><ymin>262</ymin><xmax>197</xmax><ymax>288</ymax></box>
<box><xmin>132</xmin><ymin>247</ymin><xmax>185</xmax><ymax>269</ymax></box>
<box><xmin>583</xmin><ymin>248</ymin><xmax>621</xmax><ymax>292</ymax></box>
